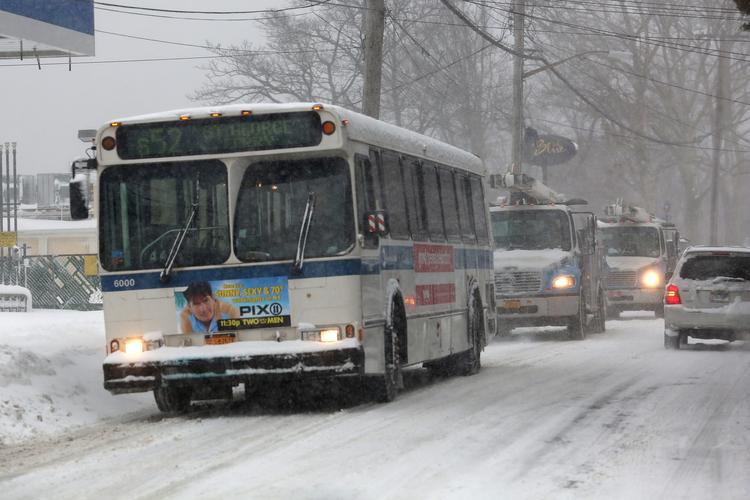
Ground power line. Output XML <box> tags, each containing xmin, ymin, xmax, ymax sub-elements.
<box><xmin>94</xmin><ymin>1</ymin><xmax>331</xmax><ymax>15</ymax></box>
<box><xmin>94</xmin><ymin>29</ymin><xmax>354</xmax><ymax>55</ymax></box>
<box><xmin>528</xmin><ymin>40</ymin><xmax>750</xmax><ymax>151</ymax></box>
<box><xmin>467</xmin><ymin>0</ymin><xmax>746</xmax><ymax>21</ymax></box>
<box><xmin>514</xmin><ymin>7</ymin><xmax>750</xmax><ymax>64</ymax></box>
<box><xmin>531</xmin><ymin>116</ymin><xmax>750</xmax><ymax>156</ymax></box>
<box><xmin>94</xmin><ymin>6</ymin><xmax>315</xmax><ymax>22</ymax></box>
<box><xmin>0</xmin><ymin>55</ymin><xmax>229</xmax><ymax>67</ymax></box>
<box><xmin>352</xmin><ymin>44</ymin><xmax>494</xmax><ymax>105</ymax></box>
<box><xmin>439</xmin><ymin>0</ymin><xmax>710</xmax><ymax>147</ymax></box>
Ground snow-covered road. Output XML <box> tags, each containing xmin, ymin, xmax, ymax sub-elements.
<box><xmin>2</xmin><ymin>315</ymin><xmax>750</xmax><ymax>499</ymax></box>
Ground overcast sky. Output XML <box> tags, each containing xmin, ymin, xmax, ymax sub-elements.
<box><xmin>0</xmin><ymin>0</ymin><xmax>284</xmax><ymax>174</ymax></box>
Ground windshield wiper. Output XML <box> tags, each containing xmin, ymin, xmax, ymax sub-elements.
<box><xmin>160</xmin><ymin>180</ymin><xmax>200</xmax><ymax>284</ymax></box>
<box><xmin>292</xmin><ymin>192</ymin><xmax>316</xmax><ymax>274</ymax></box>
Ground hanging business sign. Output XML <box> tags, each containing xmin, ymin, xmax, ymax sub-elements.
<box><xmin>524</xmin><ymin>134</ymin><xmax>578</xmax><ymax>167</ymax></box>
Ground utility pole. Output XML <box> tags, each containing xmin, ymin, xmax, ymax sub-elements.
<box><xmin>363</xmin><ymin>0</ymin><xmax>386</xmax><ymax>119</ymax></box>
<box><xmin>511</xmin><ymin>0</ymin><xmax>525</xmax><ymax>174</ymax></box>
<box><xmin>709</xmin><ymin>39</ymin><xmax>729</xmax><ymax>245</ymax></box>
<box><xmin>511</xmin><ymin>0</ymin><xmax>526</xmax><ymax>173</ymax></box>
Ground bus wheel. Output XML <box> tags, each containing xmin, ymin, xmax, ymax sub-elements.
<box><xmin>372</xmin><ymin>310</ymin><xmax>403</xmax><ymax>403</ymax></box>
<box><xmin>154</xmin><ymin>384</ymin><xmax>191</xmax><ymax>414</ymax></box>
<box><xmin>441</xmin><ymin>297</ymin><xmax>483</xmax><ymax>376</ymax></box>
<box><xmin>568</xmin><ymin>294</ymin><xmax>586</xmax><ymax>341</ymax></box>
<box><xmin>461</xmin><ymin>299</ymin><xmax>483</xmax><ymax>375</ymax></box>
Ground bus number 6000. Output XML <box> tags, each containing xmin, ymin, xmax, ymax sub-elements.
<box><xmin>113</xmin><ymin>279</ymin><xmax>136</xmax><ymax>288</ymax></box>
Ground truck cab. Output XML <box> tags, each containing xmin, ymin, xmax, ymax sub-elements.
<box><xmin>598</xmin><ymin>202</ymin><xmax>680</xmax><ymax>318</ymax></box>
<box><xmin>489</xmin><ymin>173</ymin><xmax>606</xmax><ymax>340</ymax></box>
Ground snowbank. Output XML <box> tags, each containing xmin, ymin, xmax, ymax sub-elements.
<box><xmin>0</xmin><ymin>310</ymin><xmax>152</xmax><ymax>445</ymax></box>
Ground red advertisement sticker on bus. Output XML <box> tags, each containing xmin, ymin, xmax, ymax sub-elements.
<box><xmin>413</xmin><ymin>244</ymin><xmax>454</xmax><ymax>273</ymax></box>
<box><xmin>416</xmin><ymin>284</ymin><xmax>456</xmax><ymax>305</ymax></box>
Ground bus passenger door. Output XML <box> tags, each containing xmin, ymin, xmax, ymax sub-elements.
<box><xmin>355</xmin><ymin>152</ymin><xmax>384</xmax><ymax>327</ymax></box>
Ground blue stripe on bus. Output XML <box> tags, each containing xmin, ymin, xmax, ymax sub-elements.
<box><xmin>100</xmin><ymin>247</ymin><xmax>494</xmax><ymax>292</ymax></box>
<box><xmin>101</xmin><ymin>259</ymin><xmax>363</xmax><ymax>292</ymax></box>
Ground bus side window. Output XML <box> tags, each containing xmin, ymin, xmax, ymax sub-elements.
<box><xmin>469</xmin><ymin>175</ymin><xmax>489</xmax><ymax>244</ymax></box>
<box><xmin>438</xmin><ymin>167</ymin><xmax>461</xmax><ymax>243</ymax></box>
<box><xmin>380</xmin><ymin>151</ymin><xmax>410</xmax><ymax>239</ymax></box>
<box><xmin>455</xmin><ymin>173</ymin><xmax>476</xmax><ymax>242</ymax></box>
<box><xmin>402</xmin><ymin>156</ymin><xmax>427</xmax><ymax>241</ymax></box>
<box><xmin>422</xmin><ymin>162</ymin><xmax>445</xmax><ymax>242</ymax></box>
<box><xmin>355</xmin><ymin>152</ymin><xmax>382</xmax><ymax>224</ymax></box>
<box><xmin>367</xmin><ymin>149</ymin><xmax>384</xmax><ymax>211</ymax></box>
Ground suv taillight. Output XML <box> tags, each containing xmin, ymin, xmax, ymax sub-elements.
<box><xmin>665</xmin><ymin>284</ymin><xmax>681</xmax><ymax>305</ymax></box>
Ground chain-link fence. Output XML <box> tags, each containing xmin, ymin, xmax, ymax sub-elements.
<box><xmin>0</xmin><ymin>254</ymin><xmax>101</xmax><ymax>311</ymax></box>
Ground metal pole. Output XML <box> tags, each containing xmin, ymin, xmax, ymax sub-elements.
<box><xmin>12</xmin><ymin>143</ymin><xmax>17</xmax><ymax>234</ymax></box>
<box><xmin>362</xmin><ymin>0</ymin><xmax>385</xmax><ymax>119</ymax></box>
<box><xmin>511</xmin><ymin>0</ymin><xmax>526</xmax><ymax>174</ymax></box>
<box><xmin>709</xmin><ymin>38</ymin><xmax>727</xmax><ymax>245</ymax></box>
<box><xmin>4</xmin><ymin>143</ymin><xmax>10</xmax><ymax>238</ymax></box>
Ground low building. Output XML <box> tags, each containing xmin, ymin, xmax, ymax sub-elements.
<box><xmin>16</xmin><ymin>217</ymin><xmax>96</xmax><ymax>256</ymax></box>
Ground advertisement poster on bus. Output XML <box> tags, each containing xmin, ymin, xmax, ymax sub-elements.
<box><xmin>175</xmin><ymin>277</ymin><xmax>290</xmax><ymax>333</ymax></box>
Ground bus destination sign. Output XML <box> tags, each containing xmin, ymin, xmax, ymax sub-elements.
<box><xmin>115</xmin><ymin>111</ymin><xmax>323</xmax><ymax>159</ymax></box>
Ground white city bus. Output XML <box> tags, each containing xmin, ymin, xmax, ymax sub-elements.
<box><xmin>73</xmin><ymin>103</ymin><xmax>496</xmax><ymax>412</ymax></box>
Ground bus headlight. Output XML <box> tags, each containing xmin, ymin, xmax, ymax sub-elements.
<box><xmin>641</xmin><ymin>270</ymin><xmax>662</xmax><ymax>288</ymax></box>
<box><xmin>319</xmin><ymin>328</ymin><xmax>340</xmax><ymax>342</ymax></box>
<box><xmin>552</xmin><ymin>275</ymin><xmax>576</xmax><ymax>289</ymax></box>
<box><xmin>300</xmin><ymin>326</ymin><xmax>341</xmax><ymax>342</ymax></box>
<box><xmin>124</xmin><ymin>337</ymin><xmax>145</xmax><ymax>354</ymax></box>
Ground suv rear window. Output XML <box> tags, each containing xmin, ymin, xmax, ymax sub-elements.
<box><xmin>679</xmin><ymin>255</ymin><xmax>750</xmax><ymax>280</ymax></box>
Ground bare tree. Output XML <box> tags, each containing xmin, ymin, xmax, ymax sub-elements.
<box><xmin>192</xmin><ymin>1</ymin><xmax>514</xmax><ymax>162</ymax></box>
<box><xmin>525</xmin><ymin>0</ymin><xmax>750</xmax><ymax>243</ymax></box>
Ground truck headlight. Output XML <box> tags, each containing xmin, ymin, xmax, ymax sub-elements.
<box><xmin>124</xmin><ymin>337</ymin><xmax>145</xmax><ymax>354</ymax></box>
<box><xmin>552</xmin><ymin>275</ymin><xmax>576</xmax><ymax>289</ymax></box>
<box><xmin>641</xmin><ymin>270</ymin><xmax>662</xmax><ymax>288</ymax></box>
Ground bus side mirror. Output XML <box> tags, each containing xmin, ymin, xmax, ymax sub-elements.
<box><xmin>70</xmin><ymin>158</ymin><xmax>96</xmax><ymax>221</ymax></box>
<box><xmin>665</xmin><ymin>271</ymin><xmax>673</xmax><ymax>282</ymax></box>
<box><xmin>69</xmin><ymin>178</ymin><xmax>89</xmax><ymax>220</ymax></box>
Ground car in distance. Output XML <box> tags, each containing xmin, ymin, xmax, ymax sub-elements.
<box><xmin>664</xmin><ymin>246</ymin><xmax>750</xmax><ymax>349</ymax></box>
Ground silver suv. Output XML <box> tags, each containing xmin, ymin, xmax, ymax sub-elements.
<box><xmin>664</xmin><ymin>246</ymin><xmax>750</xmax><ymax>349</ymax></box>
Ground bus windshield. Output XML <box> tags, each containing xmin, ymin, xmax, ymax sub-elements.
<box><xmin>599</xmin><ymin>226</ymin><xmax>661</xmax><ymax>257</ymax></box>
<box><xmin>491</xmin><ymin>209</ymin><xmax>571</xmax><ymax>251</ymax></box>
<box><xmin>99</xmin><ymin>160</ymin><xmax>230</xmax><ymax>272</ymax></box>
<box><xmin>234</xmin><ymin>157</ymin><xmax>354</xmax><ymax>262</ymax></box>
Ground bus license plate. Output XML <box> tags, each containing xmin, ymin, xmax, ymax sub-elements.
<box><xmin>205</xmin><ymin>334</ymin><xmax>236</xmax><ymax>345</ymax></box>
<box><xmin>503</xmin><ymin>300</ymin><xmax>522</xmax><ymax>310</ymax></box>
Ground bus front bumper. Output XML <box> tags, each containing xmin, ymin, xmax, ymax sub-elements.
<box><xmin>103</xmin><ymin>340</ymin><xmax>364</xmax><ymax>394</ymax></box>
<box><xmin>606</xmin><ymin>288</ymin><xmax>662</xmax><ymax>312</ymax></box>
<box><xmin>496</xmin><ymin>293</ymin><xmax>579</xmax><ymax>327</ymax></box>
